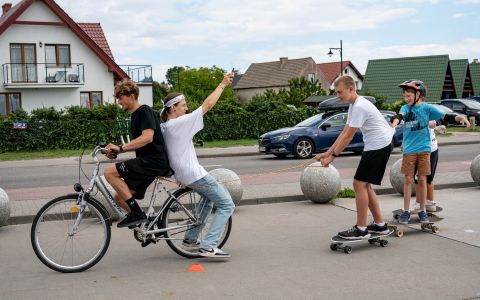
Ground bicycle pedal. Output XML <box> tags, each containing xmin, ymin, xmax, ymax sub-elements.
<box><xmin>141</xmin><ymin>239</ymin><xmax>156</xmax><ymax>247</ymax></box>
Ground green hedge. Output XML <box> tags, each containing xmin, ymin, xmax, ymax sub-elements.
<box><xmin>0</xmin><ymin>108</ymin><xmax>317</xmax><ymax>152</ymax></box>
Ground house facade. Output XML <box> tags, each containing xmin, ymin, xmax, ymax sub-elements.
<box><xmin>317</xmin><ymin>61</ymin><xmax>364</xmax><ymax>91</ymax></box>
<box><xmin>0</xmin><ymin>0</ymin><xmax>153</xmax><ymax>116</ymax></box>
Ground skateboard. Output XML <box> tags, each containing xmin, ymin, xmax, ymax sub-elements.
<box><xmin>330</xmin><ymin>228</ymin><xmax>394</xmax><ymax>254</ymax></box>
<box><xmin>388</xmin><ymin>214</ymin><xmax>443</xmax><ymax>237</ymax></box>
<box><xmin>392</xmin><ymin>206</ymin><xmax>443</xmax><ymax>219</ymax></box>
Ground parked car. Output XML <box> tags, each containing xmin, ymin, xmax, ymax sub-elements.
<box><xmin>317</xmin><ymin>96</ymin><xmax>376</xmax><ymax>111</ymax></box>
<box><xmin>258</xmin><ymin>110</ymin><xmax>403</xmax><ymax>158</ymax></box>
<box><xmin>439</xmin><ymin>99</ymin><xmax>480</xmax><ymax>125</ymax></box>
<box><xmin>426</xmin><ymin>103</ymin><xmax>467</xmax><ymax>126</ymax></box>
<box><xmin>467</xmin><ymin>96</ymin><xmax>480</xmax><ymax>103</ymax></box>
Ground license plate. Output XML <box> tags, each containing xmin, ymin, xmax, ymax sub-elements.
<box><xmin>259</xmin><ymin>146</ymin><xmax>266</xmax><ymax>152</ymax></box>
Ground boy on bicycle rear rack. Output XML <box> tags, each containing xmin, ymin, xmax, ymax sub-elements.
<box><xmin>104</xmin><ymin>79</ymin><xmax>171</xmax><ymax>228</ymax></box>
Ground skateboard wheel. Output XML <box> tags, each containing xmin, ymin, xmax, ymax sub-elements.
<box><xmin>393</xmin><ymin>214</ymin><xmax>399</xmax><ymax>220</ymax></box>
<box><xmin>432</xmin><ymin>226</ymin><xmax>440</xmax><ymax>233</ymax></box>
<box><xmin>330</xmin><ymin>243</ymin><xmax>338</xmax><ymax>251</ymax></box>
<box><xmin>380</xmin><ymin>240</ymin><xmax>388</xmax><ymax>247</ymax></box>
<box><xmin>344</xmin><ymin>246</ymin><xmax>352</xmax><ymax>254</ymax></box>
<box><xmin>395</xmin><ymin>231</ymin><xmax>404</xmax><ymax>237</ymax></box>
<box><xmin>421</xmin><ymin>223</ymin><xmax>426</xmax><ymax>230</ymax></box>
<box><xmin>368</xmin><ymin>239</ymin><xmax>375</xmax><ymax>245</ymax></box>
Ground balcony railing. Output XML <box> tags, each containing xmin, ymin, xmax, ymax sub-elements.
<box><xmin>2</xmin><ymin>63</ymin><xmax>85</xmax><ymax>87</ymax></box>
<box><xmin>119</xmin><ymin>65</ymin><xmax>153</xmax><ymax>83</ymax></box>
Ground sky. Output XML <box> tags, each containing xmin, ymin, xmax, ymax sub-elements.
<box><xmin>11</xmin><ymin>0</ymin><xmax>480</xmax><ymax>82</ymax></box>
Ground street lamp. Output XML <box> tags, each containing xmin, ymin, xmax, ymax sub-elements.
<box><xmin>327</xmin><ymin>40</ymin><xmax>343</xmax><ymax>77</ymax></box>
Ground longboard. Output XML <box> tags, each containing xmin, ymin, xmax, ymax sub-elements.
<box><xmin>392</xmin><ymin>206</ymin><xmax>443</xmax><ymax>219</ymax></box>
<box><xmin>330</xmin><ymin>228</ymin><xmax>394</xmax><ymax>254</ymax></box>
<box><xmin>388</xmin><ymin>214</ymin><xmax>443</xmax><ymax>237</ymax></box>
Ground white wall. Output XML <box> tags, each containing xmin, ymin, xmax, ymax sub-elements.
<box><xmin>235</xmin><ymin>86</ymin><xmax>285</xmax><ymax>104</ymax></box>
<box><xmin>0</xmin><ymin>1</ymin><xmax>116</xmax><ymax>112</ymax></box>
<box><xmin>138</xmin><ymin>85</ymin><xmax>153</xmax><ymax>107</ymax></box>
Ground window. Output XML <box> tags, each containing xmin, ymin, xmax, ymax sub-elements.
<box><xmin>0</xmin><ymin>93</ymin><xmax>22</xmax><ymax>116</ymax></box>
<box><xmin>452</xmin><ymin>102</ymin><xmax>465</xmax><ymax>110</ymax></box>
<box><xmin>80</xmin><ymin>92</ymin><xmax>102</xmax><ymax>108</ymax></box>
<box><xmin>307</xmin><ymin>73</ymin><xmax>315</xmax><ymax>82</ymax></box>
<box><xmin>45</xmin><ymin>44</ymin><xmax>71</xmax><ymax>67</ymax></box>
<box><xmin>326</xmin><ymin>113</ymin><xmax>347</xmax><ymax>126</ymax></box>
<box><xmin>10</xmin><ymin>44</ymin><xmax>37</xmax><ymax>82</ymax></box>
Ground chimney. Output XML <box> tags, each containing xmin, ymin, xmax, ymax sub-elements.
<box><xmin>279</xmin><ymin>57</ymin><xmax>288</xmax><ymax>70</ymax></box>
<box><xmin>2</xmin><ymin>3</ymin><xmax>12</xmax><ymax>16</ymax></box>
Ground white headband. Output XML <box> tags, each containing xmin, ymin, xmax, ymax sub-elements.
<box><xmin>164</xmin><ymin>94</ymin><xmax>185</xmax><ymax>107</ymax></box>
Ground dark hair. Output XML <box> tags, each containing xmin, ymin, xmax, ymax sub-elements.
<box><xmin>160</xmin><ymin>92</ymin><xmax>183</xmax><ymax>122</ymax></box>
<box><xmin>114</xmin><ymin>79</ymin><xmax>139</xmax><ymax>99</ymax></box>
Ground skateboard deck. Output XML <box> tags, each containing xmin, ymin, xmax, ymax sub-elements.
<box><xmin>330</xmin><ymin>228</ymin><xmax>394</xmax><ymax>254</ymax></box>
<box><xmin>388</xmin><ymin>214</ymin><xmax>443</xmax><ymax>237</ymax></box>
<box><xmin>392</xmin><ymin>206</ymin><xmax>442</xmax><ymax>218</ymax></box>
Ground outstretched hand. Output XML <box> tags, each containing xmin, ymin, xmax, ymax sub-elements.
<box><xmin>221</xmin><ymin>72</ymin><xmax>234</xmax><ymax>87</ymax></box>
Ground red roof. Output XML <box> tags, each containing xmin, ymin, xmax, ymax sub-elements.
<box><xmin>78</xmin><ymin>23</ymin><xmax>114</xmax><ymax>61</ymax></box>
<box><xmin>0</xmin><ymin>0</ymin><xmax>126</xmax><ymax>80</ymax></box>
<box><xmin>317</xmin><ymin>61</ymin><xmax>363</xmax><ymax>86</ymax></box>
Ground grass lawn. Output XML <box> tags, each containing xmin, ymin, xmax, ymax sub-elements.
<box><xmin>0</xmin><ymin>139</ymin><xmax>259</xmax><ymax>161</ymax></box>
<box><xmin>445</xmin><ymin>125</ymin><xmax>480</xmax><ymax>133</ymax></box>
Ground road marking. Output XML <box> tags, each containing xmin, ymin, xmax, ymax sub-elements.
<box><xmin>465</xmin><ymin>229</ymin><xmax>475</xmax><ymax>233</ymax></box>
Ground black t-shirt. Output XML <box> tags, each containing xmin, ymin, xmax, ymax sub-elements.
<box><xmin>130</xmin><ymin>105</ymin><xmax>170</xmax><ymax>171</ymax></box>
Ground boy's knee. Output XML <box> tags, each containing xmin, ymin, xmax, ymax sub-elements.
<box><xmin>104</xmin><ymin>165</ymin><xmax>118</xmax><ymax>180</ymax></box>
<box><xmin>404</xmin><ymin>175</ymin><xmax>414</xmax><ymax>184</ymax></box>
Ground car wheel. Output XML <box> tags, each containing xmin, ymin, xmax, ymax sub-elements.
<box><xmin>293</xmin><ymin>138</ymin><xmax>314</xmax><ymax>159</ymax></box>
<box><xmin>273</xmin><ymin>154</ymin><xmax>287</xmax><ymax>158</ymax></box>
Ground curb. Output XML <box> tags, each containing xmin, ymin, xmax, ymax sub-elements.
<box><xmin>8</xmin><ymin>181</ymin><xmax>478</xmax><ymax>226</ymax></box>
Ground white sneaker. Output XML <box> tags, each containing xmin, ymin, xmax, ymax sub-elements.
<box><xmin>412</xmin><ymin>202</ymin><xmax>421</xmax><ymax>213</ymax></box>
<box><xmin>426</xmin><ymin>201</ymin><xmax>437</xmax><ymax>212</ymax></box>
<box><xmin>198</xmin><ymin>247</ymin><xmax>231</xmax><ymax>258</ymax></box>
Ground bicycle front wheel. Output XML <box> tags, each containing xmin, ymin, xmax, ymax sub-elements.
<box><xmin>162</xmin><ymin>188</ymin><xmax>232</xmax><ymax>258</ymax></box>
<box><xmin>31</xmin><ymin>195</ymin><xmax>111</xmax><ymax>273</ymax></box>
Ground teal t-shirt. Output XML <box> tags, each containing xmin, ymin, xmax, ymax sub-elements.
<box><xmin>400</xmin><ymin>103</ymin><xmax>445</xmax><ymax>154</ymax></box>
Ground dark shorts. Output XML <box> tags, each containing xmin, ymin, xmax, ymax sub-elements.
<box><xmin>414</xmin><ymin>149</ymin><xmax>438</xmax><ymax>184</ymax></box>
<box><xmin>354</xmin><ymin>142</ymin><xmax>392</xmax><ymax>185</ymax></box>
<box><xmin>115</xmin><ymin>157</ymin><xmax>170</xmax><ymax>199</ymax></box>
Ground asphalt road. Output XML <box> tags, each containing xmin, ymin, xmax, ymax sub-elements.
<box><xmin>0</xmin><ymin>144</ymin><xmax>478</xmax><ymax>189</ymax></box>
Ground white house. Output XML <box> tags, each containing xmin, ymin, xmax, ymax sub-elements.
<box><xmin>0</xmin><ymin>0</ymin><xmax>153</xmax><ymax>116</ymax></box>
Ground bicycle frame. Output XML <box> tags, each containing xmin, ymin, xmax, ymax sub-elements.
<box><xmin>78</xmin><ymin>145</ymin><xmax>199</xmax><ymax>240</ymax></box>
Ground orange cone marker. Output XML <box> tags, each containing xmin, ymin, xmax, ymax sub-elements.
<box><xmin>187</xmin><ymin>263</ymin><xmax>205</xmax><ymax>272</ymax></box>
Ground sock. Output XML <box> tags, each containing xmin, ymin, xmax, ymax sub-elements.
<box><xmin>357</xmin><ymin>226</ymin><xmax>367</xmax><ymax>231</ymax></box>
<box><xmin>375</xmin><ymin>222</ymin><xmax>386</xmax><ymax>227</ymax></box>
<box><xmin>126</xmin><ymin>197</ymin><xmax>142</xmax><ymax>214</ymax></box>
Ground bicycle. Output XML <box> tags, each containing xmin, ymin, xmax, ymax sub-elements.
<box><xmin>30</xmin><ymin>143</ymin><xmax>232</xmax><ymax>273</ymax></box>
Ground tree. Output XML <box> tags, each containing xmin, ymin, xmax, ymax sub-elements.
<box><xmin>286</xmin><ymin>77</ymin><xmax>326</xmax><ymax>107</ymax></box>
<box><xmin>165</xmin><ymin>66</ymin><xmax>185</xmax><ymax>88</ymax></box>
<box><xmin>152</xmin><ymin>81</ymin><xmax>169</xmax><ymax>112</ymax></box>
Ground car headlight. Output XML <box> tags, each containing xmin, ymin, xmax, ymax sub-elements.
<box><xmin>272</xmin><ymin>134</ymin><xmax>290</xmax><ymax>141</ymax></box>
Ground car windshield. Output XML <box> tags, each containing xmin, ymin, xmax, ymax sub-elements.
<box><xmin>463</xmin><ymin>100</ymin><xmax>480</xmax><ymax>109</ymax></box>
<box><xmin>295</xmin><ymin>113</ymin><xmax>325</xmax><ymax>127</ymax></box>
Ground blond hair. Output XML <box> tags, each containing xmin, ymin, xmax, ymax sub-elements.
<box><xmin>334</xmin><ymin>75</ymin><xmax>356</xmax><ymax>90</ymax></box>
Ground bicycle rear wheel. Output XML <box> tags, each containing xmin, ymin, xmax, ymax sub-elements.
<box><xmin>31</xmin><ymin>195</ymin><xmax>111</xmax><ymax>273</ymax></box>
<box><xmin>162</xmin><ymin>188</ymin><xmax>232</xmax><ymax>258</ymax></box>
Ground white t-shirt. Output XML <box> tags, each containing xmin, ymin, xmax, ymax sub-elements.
<box><xmin>429</xmin><ymin>128</ymin><xmax>438</xmax><ymax>152</ymax></box>
<box><xmin>160</xmin><ymin>107</ymin><xmax>208</xmax><ymax>185</ymax></box>
<box><xmin>346</xmin><ymin>96</ymin><xmax>395</xmax><ymax>151</ymax></box>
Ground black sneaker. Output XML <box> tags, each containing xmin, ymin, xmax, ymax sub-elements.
<box><xmin>182</xmin><ymin>239</ymin><xmax>200</xmax><ymax>251</ymax></box>
<box><xmin>198</xmin><ymin>247</ymin><xmax>231</xmax><ymax>258</ymax></box>
<box><xmin>117</xmin><ymin>211</ymin><xmax>147</xmax><ymax>228</ymax></box>
<box><xmin>366</xmin><ymin>223</ymin><xmax>389</xmax><ymax>234</ymax></box>
<box><xmin>338</xmin><ymin>225</ymin><xmax>371</xmax><ymax>240</ymax></box>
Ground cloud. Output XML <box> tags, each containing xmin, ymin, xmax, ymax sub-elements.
<box><xmin>456</xmin><ymin>0</ymin><xmax>480</xmax><ymax>3</ymax></box>
<box><xmin>452</xmin><ymin>12</ymin><xmax>467</xmax><ymax>18</ymax></box>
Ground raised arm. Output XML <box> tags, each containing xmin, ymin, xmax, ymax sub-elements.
<box><xmin>201</xmin><ymin>72</ymin><xmax>234</xmax><ymax>114</ymax></box>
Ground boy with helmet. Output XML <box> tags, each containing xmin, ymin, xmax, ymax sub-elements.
<box><xmin>391</xmin><ymin>80</ymin><xmax>470</xmax><ymax>224</ymax></box>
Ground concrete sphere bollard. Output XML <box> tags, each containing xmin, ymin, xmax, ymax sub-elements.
<box><xmin>209</xmin><ymin>168</ymin><xmax>243</xmax><ymax>206</ymax></box>
<box><xmin>471</xmin><ymin>154</ymin><xmax>480</xmax><ymax>185</ymax></box>
<box><xmin>300</xmin><ymin>162</ymin><xmax>341</xmax><ymax>203</ymax></box>
<box><xmin>434</xmin><ymin>125</ymin><xmax>447</xmax><ymax>135</ymax></box>
<box><xmin>90</xmin><ymin>176</ymin><xmax>120</xmax><ymax>221</ymax></box>
<box><xmin>389</xmin><ymin>159</ymin><xmax>416</xmax><ymax>196</ymax></box>
<box><xmin>0</xmin><ymin>188</ymin><xmax>11</xmax><ymax>227</ymax></box>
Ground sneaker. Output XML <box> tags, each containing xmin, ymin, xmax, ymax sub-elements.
<box><xmin>412</xmin><ymin>202</ymin><xmax>421</xmax><ymax>213</ymax></box>
<box><xmin>182</xmin><ymin>240</ymin><xmax>200</xmax><ymax>251</ymax></box>
<box><xmin>366</xmin><ymin>223</ymin><xmax>389</xmax><ymax>234</ymax></box>
<box><xmin>117</xmin><ymin>211</ymin><xmax>147</xmax><ymax>228</ymax></box>
<box><xmin>338</xmin><ymin>225</ymin><xmax>371</xmax><ymax>240</ymax></box>
<box><xmin>426</xmin><ymin>201</ymin><xmax>437</xmax><ymax>212</ymax></box>
<box><xmin>399</xmin><ymin>211</ymin><xmax>411</xmax><ymax>224</ymax></box>
<box><xmin>418</xmin><ymin>210</ymin><xmax>429</xmax><ymax>223</ymax></box>
<box><xmin>198</xmin><ymin>247</ymin><xmax>231</xmax><ymax>258</ymax></box>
